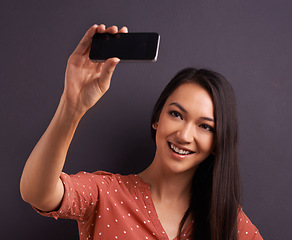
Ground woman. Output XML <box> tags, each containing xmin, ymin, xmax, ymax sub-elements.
<box><xmin>20</xmin><ymin>24</ymin><xmax>263</xmax><ymax>240</ymax></box>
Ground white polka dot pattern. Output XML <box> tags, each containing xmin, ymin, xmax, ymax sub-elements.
<box><xmin>237</xmin><ymin>208</ymin><xmax>263</xmax><ymax>239</ymax></box>
<box><xmin>33</xmin><ymin>171</ymin><xmax>263</xmax><ymax>240</ymax></box>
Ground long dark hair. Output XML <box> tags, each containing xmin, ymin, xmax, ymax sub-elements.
<box><xmin>151</xmin><ymin>68</ymin><xmax>241</xmax><ymax>240</ymax></box>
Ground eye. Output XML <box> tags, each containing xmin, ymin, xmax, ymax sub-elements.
<box><xmin>169</xmin><ymin>111</ymin><xmax>183</xmax><ymax>120</ymax></box>
<box><xmin>199</xmin><ymin>123</ymin><xmax>214</xmax><ymax>132</ymax></box>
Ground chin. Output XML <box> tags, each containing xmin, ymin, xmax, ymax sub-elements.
<box><xmin>164</xmin><ymin>161</ymin><xmax>200</xmax><ymax>176</ymax></box>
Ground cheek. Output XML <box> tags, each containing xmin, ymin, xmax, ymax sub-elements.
<box><xmin>199</xmin><ymin>135</ymin><xmax>215</xmax><ymax>152</ymax></box>
<box><xmin>157</xmin><ymin>117</ymin><xmax>179</xmax><ymax>139</ymax></box>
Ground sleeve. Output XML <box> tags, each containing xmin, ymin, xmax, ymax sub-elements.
<box><xmin>33</xmin><ymin>171</ymin><xmax>104</xmax><ymax>222</ymax></box>
<box><xmin>237</xmin><ymin>208</ymin><xmax>264</xmax><ymax>240</ymax></box>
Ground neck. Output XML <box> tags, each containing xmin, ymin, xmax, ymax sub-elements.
<box><xmin>138</xmin><ymin>160</ymin><xmax>195</xmax><ymax>205</ymax></box>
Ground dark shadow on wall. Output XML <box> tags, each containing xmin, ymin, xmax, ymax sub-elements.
<box><xmin>109</xmin><ymin>125</ymin><xmax>155</xmax><ymax>175</ymax></box>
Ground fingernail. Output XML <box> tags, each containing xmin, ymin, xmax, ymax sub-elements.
<box><xmin>112</xmin><ymin>58</ymin><xmax>120</xmax><ymax>63</ymax></box>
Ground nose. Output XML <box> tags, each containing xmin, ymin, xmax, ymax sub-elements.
<box><xmin>176</xmin><ymin>123</ymin><xmax>194</xmax><ymax>143</ymax></box>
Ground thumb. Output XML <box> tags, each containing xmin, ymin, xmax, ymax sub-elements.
<box><xmin>98</xmin><ymin>58</ymin><xmax>120</xmax><ymax>93</ymax></box>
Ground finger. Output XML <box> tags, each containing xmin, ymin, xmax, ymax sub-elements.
<box><xmin>73</xmin><ymin>24</ymin><xmax>98</xmax><ymax>55</ymax></box>
<box><xmin>98</xmin><ymin>58</ymin><xmax>120</xmax><ymax>92</ymax></box>
<box><xmin>119</xmin><ymin>26</ymin><xmax>128</xmax><ymax>33</ymax></box>
<box><xmin>97</xmin><ymin>24</ymin><xmax>106</xmax><ymax>33</ymax></box>
<box><xmin>106</xmin><ymin>25</ymin><xmax>119</xmax><ymax>34</ymax></box>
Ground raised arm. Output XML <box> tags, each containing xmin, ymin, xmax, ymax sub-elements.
<box><xmin>20</xmin><ymin>24</ymin><xmax>128</xmax><ymax>212</ymax></box>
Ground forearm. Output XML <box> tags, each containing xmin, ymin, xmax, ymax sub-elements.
<box><xmin>20</xmin><ymin>95</ymin><xmax>85</xmax><ymax>210</ymax></box>
<box><xmin>20</xmin><ymin>24</ymin><xmax>124</xmax><ymax>211</ymax></box>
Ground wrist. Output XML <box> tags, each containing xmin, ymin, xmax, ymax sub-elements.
<box><xmin>58</xmin><ymin>95</ymin><xmax>87</xmax><ymax>122</ymax></box>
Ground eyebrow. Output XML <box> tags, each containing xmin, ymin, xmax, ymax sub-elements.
<box><xmin>200</xmin><ymin>117</ymin><xmax>215</xmax><ymax>122</ymax></box>
<box><xmin>169</xmin><ymin>102</ymin><xmax>215</xmax><ymax>122</ymax></box>
<box><xmin>169</xmin><ymin>102</ymin><xmax>187</xmax><ymax>113</ymax></box>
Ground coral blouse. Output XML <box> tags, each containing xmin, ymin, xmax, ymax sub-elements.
<box><xmin>34</xmin><ymin>171</ymin><xmax>263</xmax><ymax>240</ymax></box>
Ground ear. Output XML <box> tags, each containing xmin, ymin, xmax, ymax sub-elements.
<box><xmin>211</xmin><ymin>142</ymin><xmax>216</xmax><ymax>155</ymax></box>
<box><xmin>152</xmin><ymin>123</ymin><xmax>158</xmax><ymax>130</ymax></box>
<box><xmin>211</xmin><ymin>146</ymin><xmax>216</xmax><ymax>155</ymax></box>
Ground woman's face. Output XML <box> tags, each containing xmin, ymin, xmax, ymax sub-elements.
<box><xmin>153</xmin><ymin>82</ymin><xmax>215</xmax><ymax>175</ymax></box>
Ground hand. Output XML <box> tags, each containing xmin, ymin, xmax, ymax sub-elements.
<box><xmin>62</xmin><ymin>24</ymin><xmax>128</xmax><ymax>114</ymax></box>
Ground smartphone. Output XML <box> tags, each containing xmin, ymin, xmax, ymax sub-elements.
<box><xmin>89</xmin><ymin>32</ymin><xmax>160</xmax><ymax>62</ymax></box>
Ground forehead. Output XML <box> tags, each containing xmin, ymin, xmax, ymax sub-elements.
<box><xmin>165</xmin><ymin>82</ymin><xmax>214</xmax><ymax>115</ymax></box>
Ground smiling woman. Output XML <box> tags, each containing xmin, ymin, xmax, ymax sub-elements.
<box><xmin>148</xmin><ymin>82</ymin><xmax>215</xmax><ymax>175</ymax></box>
<box><xmin>20</xmin><ymin>25</ymin><xmax>263</xmax><ymax>240</ymax></box>
<box><xmin>144</xmin><ymin>68</ymin><xmax>263</xmax><ymax>239</ymax></box>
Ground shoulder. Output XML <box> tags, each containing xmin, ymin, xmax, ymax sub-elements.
<box><xmin>237</xmin><ymin>208</ymin><xmax>263</xmax><ymax>239</ymax></box>
<box><xmin>61</xmin><ymin>171</ymin><xmax>138</xmax><ymax>189</ymax></box>
<box><xmin>61</xmin><ymin>170</ymin><xmax>118</xmax><ymax>181</ymax></box>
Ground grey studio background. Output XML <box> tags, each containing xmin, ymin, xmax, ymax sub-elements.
<box><xmin>1</xmin><ymin>0</ymin><xmax>291</xmax><ymax>239</ymax></box>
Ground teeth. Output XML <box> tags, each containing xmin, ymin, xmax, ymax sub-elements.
<box><xmin>170</xmin><ymin>143</ymin><xmax>191</xmax><ymax>155</ymax></box>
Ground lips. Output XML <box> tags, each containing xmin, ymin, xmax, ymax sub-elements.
<box><xmin>168</xmin><ymin>142</ymin><xmax>195</xmax><ymax>155</ymax></box>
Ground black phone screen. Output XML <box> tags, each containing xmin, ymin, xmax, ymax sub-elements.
<box><xmin>89</xmin><ymin>33</ymin><xmax>160</xmax><ymax>61</ymax></box>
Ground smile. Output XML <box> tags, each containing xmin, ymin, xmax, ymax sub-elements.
<box><xmin>168</xmin><ymin>142</ymin><xmax>195</xmax><ymax>155</ymax></box>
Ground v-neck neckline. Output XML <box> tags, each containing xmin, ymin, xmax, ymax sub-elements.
<box><xmin>131</xmin><ymin>174</ymin><xmax>193</xmax><ymax>240</ymax></box>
